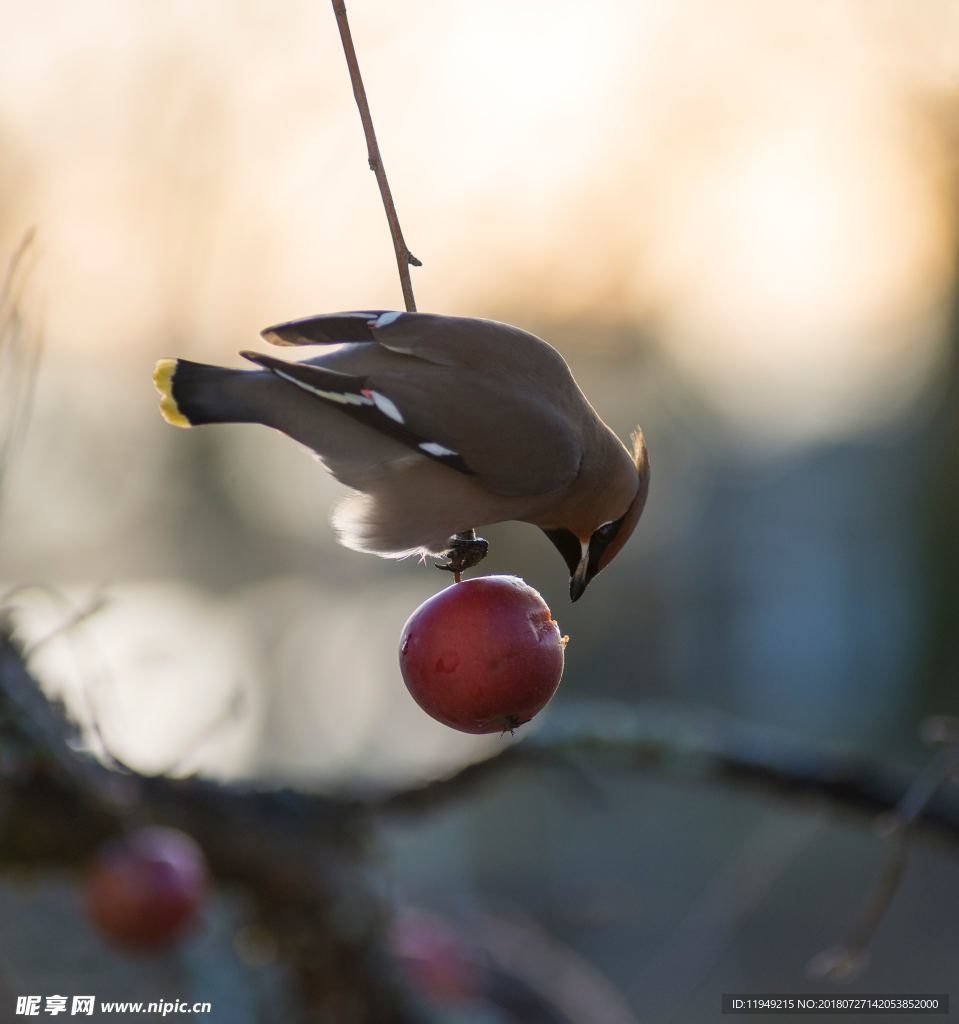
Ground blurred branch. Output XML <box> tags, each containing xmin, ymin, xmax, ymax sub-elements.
<box><xmin>0</xmin><ymin>227</ymin><xmax>35</xmax><ymax>316</ymax></box>
<box><xmin>0</xmin><ymin>612</ymin><xmax>116</xmax><ymax>802</ymax></box>
<box><xmin>0</xmin><ymin>627</ymin><xmax>427</xmax><ymax>1024</ymax></box>
<box><xmin>4</xmin><ymin>623</ymin><xmax>959</xmax><ymax>1016</ymax></box>
<box><xmin>809</xmin><ymin>739</ymin><xmax>959</xmax><ymax>981</ymax></box>
<box><xmin>0</xmin><ymin>229</ymin><xmax>42</xmax><ymax>521</ymax></box>
<box><xmin>473</xmin><ymin>907</ymin><xmax>640</xmax><ymax>1024</ymax></box>
<box><xmin>331</xmin><ymin>0</ymin><xmax>421</xmax><ymax>313</ymax></box>
<box><xmin>376</xmin><ymin>703</ymin><xmax>959</xmax><ymax>849</ymax></box>
<box><xmin>629</xmin><ymin>812</ymin><xmax>820</xmax><ymax>1019</ymax></box>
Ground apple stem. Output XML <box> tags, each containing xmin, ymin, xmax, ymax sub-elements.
<box><xmin>453</xmin><ymin>571</ymin><xmax>462</xmax><ymax>584</ymax></box>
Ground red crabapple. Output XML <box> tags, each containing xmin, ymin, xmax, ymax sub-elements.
<box><xmin>86</xmin><ymin>826</ymin><xmax>208</xmax><ymax>952</ymax></box>
<box><xmin>399</xmin><ymin>576</ymin><xmax>566</xmax><ymax>734</ymax></box>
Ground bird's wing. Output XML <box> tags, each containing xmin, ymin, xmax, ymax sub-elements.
<box><xmin>261</xmin><ymin>312</ymin><xmax>390</xmax><ymax>347</ymax></box>
<box><xmin>372</xmin><ymin>367</ymin><xmax>583</xmax><ymax>496</ymax></box>
<box><xmin>261</xmin><ymin>311</ymin><xmax>572</xmax><ymax>380</ymax></box>
<box><xmin>240</xmin><ymin>348</ymin><xmax>582</xmax><ymax>497</ymax></box>
<box><xmin>239</xmin><ymin>352</ymin><xmax>474</xmax><ymax>476</ymax></box>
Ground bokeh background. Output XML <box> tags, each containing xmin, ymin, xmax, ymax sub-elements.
<box><xmin>1</xmin><ymin>1</ymin><xmax>958</xmax><ymax>1020</ymax></box>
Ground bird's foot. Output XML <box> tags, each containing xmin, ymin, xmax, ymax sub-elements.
<box><xmin>435</xmin><ymin>530</ymin><xmax>489</xmax><ymax>578</ymax></box>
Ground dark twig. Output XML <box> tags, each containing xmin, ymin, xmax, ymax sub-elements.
<box><xmin>331</xmin><ymin>1</ymin><xmax>420</xmax><ymax>313</ymax></box>
<box><xmin>0</xmin><ymin>613</ymin><xmax>123</xmax><ymax>805</ymax></box>
<box><xmin>2</xmin><ymin>584</ymin><xmax>120</xmax><ymax>767</ymax></box>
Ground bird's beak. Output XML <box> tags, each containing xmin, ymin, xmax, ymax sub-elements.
<box><xmin>569</xmin><ymin>543</ymin><xmax>592</xmax><ymax>602</ymax></box>
<box><xmin>541</xmin><ymin>528</ymin><xmax>594</xmax><ymax>602</ymax></box>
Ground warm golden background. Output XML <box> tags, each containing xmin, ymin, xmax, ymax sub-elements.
<box><xmin>1</xmin><ymin>1</ymin><xmax>958</xmax><ymax>1018</ymax></box>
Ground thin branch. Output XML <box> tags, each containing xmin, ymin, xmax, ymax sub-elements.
<box><xmin>0</xmin><ymin>612</ymin><xmax>122</xmax><ymax>805</ymax></box>
<box><xmin>809</xmin><ymin>741</ymin><xmax>959</xmax><ymax>980</ymax></box>
<box><xmin>331</xmin><ymin>1</ymin><xmax>421</xmax><ymax>313</ymax></box>
<box><xmin>0</xmin><ymin>227</ymin><xmax>35</xmax><ymax>316</ymax></box>
<box><xmin>0</xmin><ymin>232</ymin><xmax>42</xmax><ymax>521</ymax></box>
<box><xmin>631</xmin><ymin>813</ymin><xmax>821</xmax><ymax>1018</ymax></box>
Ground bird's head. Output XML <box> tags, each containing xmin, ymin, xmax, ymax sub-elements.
<box><xmin>542</xmin><ymin>430</ymin><xmax>650</xmax><ymax>602</ymax></box>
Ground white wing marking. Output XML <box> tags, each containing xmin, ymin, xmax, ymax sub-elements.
<box><xmin>419</xmin><ymin>441</ymin><xmax>457</xmax><ymax>457</ymax></box>
<box><xmin>372</xmin><ymin>311</ymin><xmax>403</xmax><ymax>328</ymax></box>
<box><xmin>274</xmin><ymin>368</ymin><xmax>374</xmax><ymax>407</ymax></box>
<box><xmin>367</xmin><ymin>390</ymin><xmax>404</xmax><ymax>423</ymax></box>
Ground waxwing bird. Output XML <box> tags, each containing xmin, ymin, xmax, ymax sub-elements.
<box><xmin>153</xmin><ymin>311</ymin><xmax>650</xmax><ymax>601</ymax></box>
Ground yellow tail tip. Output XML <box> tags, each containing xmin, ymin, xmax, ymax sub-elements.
<box><xmin>153</xmin><ymin>359</ymin><xmax>192</xmax><ymax>428</ymax></box>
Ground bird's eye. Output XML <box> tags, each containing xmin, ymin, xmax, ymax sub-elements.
<box><xmin>595</xmin><ymin>519</ymin><xmax>620</xmax><ymax>541</ymax></box>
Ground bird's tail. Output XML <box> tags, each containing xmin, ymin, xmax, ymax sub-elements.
<box><xmin>153</xmin><ymin>358</ymin><xmax>260</xmax><ymax>428</ymax></box>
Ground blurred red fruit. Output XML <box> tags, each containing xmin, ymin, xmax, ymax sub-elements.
<box><xmin>86</xmin><ymin>826</ymin><xmax>207</xmax><ymax>952</ymax></box>
<box><xmin>399</xmin><ymin>575</ymin><xmax>566</xmax><ymax>734</ymax></box>
<box><xmin>390</xmin><ymin>907</ymin><xmax>481</xmax><ymax>1004</ymax></box>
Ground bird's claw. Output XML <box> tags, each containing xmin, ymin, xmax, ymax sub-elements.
<box><xmin>435</xmin><ymin>531</ymin><xmax>489</xmax><ymax>575</ymax></box>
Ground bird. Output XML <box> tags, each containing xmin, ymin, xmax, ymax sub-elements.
<box><xmin>153</xmin><ymin>311</ymin><xmax>649</xmax><ymax>601</ymax></box>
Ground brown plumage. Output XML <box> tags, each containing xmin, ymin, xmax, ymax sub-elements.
<box><xmin>153</xmin><ymin>311</ymin><xmax>649</xmax><ymax>600</ymax></box>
